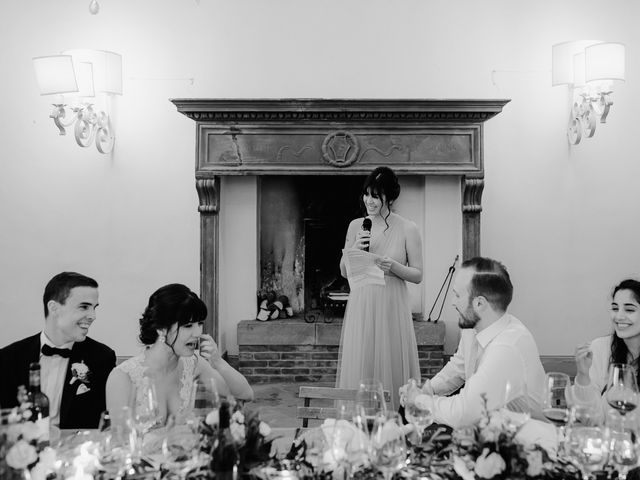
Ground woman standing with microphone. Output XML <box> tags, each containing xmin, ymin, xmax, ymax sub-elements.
<box><xmin>337</xmin><ymin>166</ymin><xmax>423</xmax><ymax>410</ymax></box>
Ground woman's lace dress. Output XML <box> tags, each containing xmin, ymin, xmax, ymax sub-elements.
<box><xmin>114</xmin><ymin>352</ymin><xmax>197</xmax><ymax>418</ymax></box>
<box><xmin>337</xmin><ymin>212</ymin><xmax>421</xmax><ymax>410</ymax></box>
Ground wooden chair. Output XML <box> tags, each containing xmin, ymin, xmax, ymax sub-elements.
<box><xmin>297</xmin><ymin>386</ymin><xmax>391</xmax><ymax>428</ymax></box>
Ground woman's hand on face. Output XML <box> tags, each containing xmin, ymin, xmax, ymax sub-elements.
<box><xmin>375</xmin><ymin>256</ymin><xmax>394</xmax><ymax>273</ymax></box>
<box><xmin>353</xmin><ymin>230</ymin><xmax>371</xmax><ymax>250</ymax></box>
<box><xmin>575</xmin><ymin>342</ymin><xmax>593</xmax><ymax>377</ymax></box>
<box><xmin>199</xmin><ymin>334</ymin><xmax>222</xmax><ymax>362</ymax></box>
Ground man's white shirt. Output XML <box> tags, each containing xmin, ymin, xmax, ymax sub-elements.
<box><xmin>39</xmin><ymin>331</ymin><xmax>74</xmax><ymax>426</ymax></box>
<box><xmin>421</xmin><ymin>313</ymin><xmax>546</xmax><ymax>428</ymax></box>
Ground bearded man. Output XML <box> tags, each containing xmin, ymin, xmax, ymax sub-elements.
<box><xmin>401</xmin><ymin>257</ymin><xmax>546</xmax><ymax>429</ymax></box>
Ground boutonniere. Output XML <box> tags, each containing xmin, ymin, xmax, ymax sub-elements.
<box><xmin>70</xmin><ymin>361</ymin><xmax>90</xmax><ymax>385</ymax></box>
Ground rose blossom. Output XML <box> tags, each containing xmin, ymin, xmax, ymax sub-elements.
<box><xmin>526</xmin><ymin>449</ymin><xmax>544</xmax><ymax>477</ymax></box>
<box><xmin>453</xmin><ymin>455</ymin><xmax>476</xmax><ymax>480</ymax></box>
<box><xmin>231</xmin><ymin>411</ymin><xmax>245</xmax><ymax>424</ymax></box>
<box><xmin>6</xmin><ymin>440</ymin><xmax>38</xmax><ymax>470</ymax></box>
<box><xmin>19</xmin><ymin>421</ymin><xmax>42</xmax><ymax>442</ymax></box>
<box><xmin>258</xmin><ymin>421</ymin><xmax>271</xmax><ymax>437</ymax></box>
<box><xmin>474</xmin><ymin>448</ymin><xmax>506</xmax><ymax>479</ymax></box>
<box><xmin>230</xmin><ymin>421</ymin><xmax>246</xmax><ymax>442</ymax></box>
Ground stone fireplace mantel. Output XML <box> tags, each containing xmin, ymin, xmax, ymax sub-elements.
<box><xmin>172</xmin><ymin>98</ymin><xmax>509</xmax><ymax>339</ymax></box>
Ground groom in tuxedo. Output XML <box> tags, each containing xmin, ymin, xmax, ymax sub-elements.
<box><xmin>0</xmin><ymin>272</ymin><xmax>116</xmax><ymax>429</ymax></box>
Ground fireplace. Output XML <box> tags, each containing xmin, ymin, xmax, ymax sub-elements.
<box><xmin>172</xmin><ymin>98</ymin><xmax>508</xmax><ymax>381</ymax></box>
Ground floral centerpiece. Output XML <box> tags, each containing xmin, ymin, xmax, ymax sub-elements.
<box><xmin>198</xmin><ymin>397</ymin><xmax>274</xmax><ymax>477</ymax></box>
<box><xmin>419</xmin><ymin>396</ymin><xmax>580</xmax><ymax>480</ymax></box>
<box><xmin>0</xmin><ymin>389</ymin><xmax>57</xmax><ymax>480</ymax></box>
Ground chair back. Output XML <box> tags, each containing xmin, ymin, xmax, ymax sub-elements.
<box><xmin>297</xmin><ymin>385</ymin><xmax>391</xmax><ymax>428</ymax></box>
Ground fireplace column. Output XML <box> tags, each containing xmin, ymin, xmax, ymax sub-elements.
<box><xmin>196</xmin><ymin>177</ymin><xmax>220</xmax><ymax>339</ymax></box>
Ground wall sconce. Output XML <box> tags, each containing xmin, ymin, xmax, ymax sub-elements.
<box><xmin>552</xmin><ymin>41</ymin><xmax>625</xmax><ymax>145</ymax></box>
<box><xmin>33</xmin><ymin>50</ymin><xmax>122</xmax><ymax>154</ymax></box>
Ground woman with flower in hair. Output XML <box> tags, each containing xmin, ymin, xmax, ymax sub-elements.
<box><xmin>337</xmin><ymin>166</ymin><xmax>423</xmax><ymax>410</ymax></box>
<box><xmin>106</xmin><ymin>283</ymin><xmax>253</xmax><ymax>422</ymax></box>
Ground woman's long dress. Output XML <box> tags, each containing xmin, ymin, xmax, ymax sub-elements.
<box><xmin>336</xmin><ymin>212</ymin><xmax>421</xmax><ymax>410</ymax></box>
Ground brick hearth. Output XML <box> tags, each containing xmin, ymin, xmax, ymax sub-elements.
<box><xmin>237</xmin><ymin>319</ymin><xmax>445</xmax><ymax>384</ymax></box>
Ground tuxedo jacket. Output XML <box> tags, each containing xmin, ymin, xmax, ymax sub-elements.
<box><xmin>0</xmin><ymin>333</ymin><xmax>116</xmax><ymax>429</ymax></box>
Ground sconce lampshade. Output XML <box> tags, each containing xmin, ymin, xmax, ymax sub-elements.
<box><xmin>63</xmin><ymin>49</ymin><xmax>122</xmax><ymax>95</ymax></box>
<box><xmin>585</xmin><ymin>42</ymin><xmax>625</xmax><ymax>82</ymax></box>
<box><xmin>32</xmin><ymin>55</ymin><xmax>78</xmax><ymax>95</ymax></box>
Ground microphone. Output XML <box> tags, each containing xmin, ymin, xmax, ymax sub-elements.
<box><xmin>361</xmin><ymin>218</ymin><xmax>372</xmax><ymax>252</ymax></box>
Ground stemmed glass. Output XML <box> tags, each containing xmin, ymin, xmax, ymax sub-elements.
<box><xmin>162</xmin><ymin>414</ymin><xmax>207</xmax><ymax>480</ymax></box>
<box><xmin>404</xmin><ymin>378</ymin><xmax>433</xmax><ymax>444</ymax></box>
<box><xmin>606</xmin><ymin>409</ymin><xmax>640</xmax><ymax>480</ymax></box>
<box><xmin>354</xmin><ymin>379</ymin><xmax>387</xmax><ymax>436</ymax></box>
<box><xmin>565</xmin><ymin>405</ymin><xmax>609</xmax><ymax>480</ymax></box>
<box><xmin>189</xmin><ymin>377</ymin><xmax>220</xmax><ymax>419</ymax></box>
<box><xmin>369</xmin><ymin>411</ymin><xmax>408</xmax><ymax>480</ymax></box>
<box><xmin>542</xmin><ymin>372</ymin><xmax>571</xmax><ymax>449</ymax></box>
<box><xmin>605</xmin><ymin>363</ymin><xmax>639</xmax><ymax>415</ymax></box>
<box><xmin>97</xmin><ymin>407</ymin><xmax>137</xmax><ymax>479</ymax></box>
<box><xmin>135</xmin><ymin>381</ymin><xmax>161</xmax><ymax>435</ymax></box>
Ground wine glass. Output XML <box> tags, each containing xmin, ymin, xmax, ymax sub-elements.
<box><xmin>404</xmin><ymin>378</ymin><xmax>433</xmax><ymax>444</ymax></box>
<box><xmin>162</xmin><ymin>415</ymin><xmax>207</xmax><ymax>480</ymax></box>
<box><xmin>566</xmin><ymin>405</ymin><xmax>609</xmax><ymax>480</ymax></box>
<box><xmin>606</xmin><ymin>363</ymin><xmax>639</xmax><ymax>415</ymax></box>
<box><xmin>369</xmin><ymin>411</ymin><xmax>408</xmax><ymax>480</ymax></box>
<box><xmin>97</xmin><ymin>407</ymin><xmax>137</xmax><ymax>479</ymax></box>
<box><xmin>190</xmin><ymin>377</ymin><xmax>221</xmax><ymax>419</ymax></box>
<box><xmin>606</xmin><ymin>409</ymin><xmax>640</xmax><ymax>480</ymax></box>
<box><xmin>354</xmin><ymin>379</ymin><xmax>387</xmax><ymax>436</ymax></box>
<box><xmin>135</xmin><ymin>381</ymin><xmax>161</xmax><ymax>435</ymax></box>
<box><xmin>542</xmin><ymin>372</ymin><xmax>570</xmax><ymax>450</ymax></box>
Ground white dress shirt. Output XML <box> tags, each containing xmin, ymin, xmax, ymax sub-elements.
<box><xmin>39</xmin><ymin>331</ymin><xmax>74</xmax><ymax>426</ymax></box>
<box><xmin>422</xmin><ymin>313</ymin><xmax>546</xmax><ymax>428</ymax></box>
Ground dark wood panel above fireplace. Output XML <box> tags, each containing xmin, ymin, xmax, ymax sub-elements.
<box><xmin>171</xmin><ymin>99</ymin><xmax>509</xmax><ymax>340</ymax></box>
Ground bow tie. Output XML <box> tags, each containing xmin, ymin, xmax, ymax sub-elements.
<box><xmin>41</xmin><ymin>344</ymin><xmax>72</xmax><ymax>358</ymax></box>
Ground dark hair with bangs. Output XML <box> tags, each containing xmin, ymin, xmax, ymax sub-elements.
<box><xmin>462</xmin><ymin>257</ymin><xmax>513</xmax><ymax>312</ymax></box>
<box><xmin>138</xmin><ymin>283</ymin><xmax>207</xmax><ymax>346</ymax></box>
<box><xmin>43</xmin><ymin>272</ymin><xmax>98</xmax><ymax>317</ymax></box>
<box><xmin>360</xmin><ymin>166</ymin><xmax>401</xmax><ymax>230</ymax></box>
<box><xmin>609</xmin><ymin>279</ymin><xmax>640</xmax><ymax>383</ymax></box>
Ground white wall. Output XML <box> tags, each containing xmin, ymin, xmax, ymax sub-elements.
<box><xmin>1</xmin><ymin>0</ymin><xmax>639</xmax><ymax>356</ymax></box>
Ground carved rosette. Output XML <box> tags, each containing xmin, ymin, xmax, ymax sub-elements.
<box><xmin>462</xmin><ymin>177</ymin><xmax>484</xmax><ymax>213</ymax></box>
<box><xmin>321</xmin><ymin>131</ymin><xmax>360</xmax><ymax>167</ymax></box>
<box><xmin>196</xmin><ymin>178</ymin><xmax>220</xmax><ymax>214</ymax></box>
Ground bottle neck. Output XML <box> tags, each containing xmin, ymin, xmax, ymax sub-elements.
<box><xmin>29</xmin><ymin>370</ymin><xmax>42</xmax><ymax>392</ymax></box>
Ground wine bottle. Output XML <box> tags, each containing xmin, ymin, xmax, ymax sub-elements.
<box><xmin>28</xmin><ymin>362</ymin><xmax>50</xmax><ymax>446</ymax></box>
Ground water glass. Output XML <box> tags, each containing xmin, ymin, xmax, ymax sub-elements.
<box><xmin>606</xmin><ymin>363</ymin><xmax>639</xmax><ymax>416</ymax></box>
<box><xmin>404</xmin><ymin>378</ymin><xmax>433</xmax><ymax>443</ymax></box>
<box><xmin>162</xmin><ymin>415</ymin><xmax>207</xmax><ymax>480</ymax></box>
<box><xmin>98</xmin><ymin>407</ymin><xmax>137</xmax><ymax>479</ymax></box>
<box><xmin>354</xmin><ymin>379</ymin><xmax>386</xmax><ymax>435</ymax></box>
<box><xmin>370</xmin><ymin>411</ymin><xmax>407</xmax><ymax>480</ymax></box>
<box><xmin>135</xmin><ymin>382</ymin><xmax>160</xmax><ymax>434</ymax></box>
<box><xmin>606</xmin><ymin>409</ymin><xmax>640</xmax><ymax>480</ymax></box>
<box><xmin>190</xmin><ymin>377</ymin><xmax>221</xmax><ymax>419</ymax></box>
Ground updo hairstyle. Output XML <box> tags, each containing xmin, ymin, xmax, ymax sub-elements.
<box><xmin>360</xmin><ymin>166</ymin><xmax>401</xmax><ymax>228</ymax></box>
<box><xmin>139</xmin><ymin>283</ymin><xmax>207</xmax><ymax>346</ymax></box>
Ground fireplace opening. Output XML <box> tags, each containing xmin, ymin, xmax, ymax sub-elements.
<box><xmin>259</xmin><ymin>175</ymin><xmax>365</xmax><ymax>320</ymax></box>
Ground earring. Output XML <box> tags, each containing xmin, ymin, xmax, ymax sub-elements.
<box><xmin>157</xmin><ymin>331</ymin><xmax>166</xmax><ymax>344</ymax></box>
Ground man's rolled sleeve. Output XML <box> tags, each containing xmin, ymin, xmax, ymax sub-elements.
<box><xmin>430</xmin><ymin>344</ymin><xmax>524</xmax><ymax>428</ymax></box>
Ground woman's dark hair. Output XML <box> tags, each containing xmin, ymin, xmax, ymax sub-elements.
<box><xmin>610</xmin><ymin>280</ymin><xmax>640</xmax><ymax>380</ymax></box>
<box><xmin>360</xmin><ymin>166</ymin><xmax>401</xmax><ymax>230</ymax></box>
<box><xmin>139</xmin><ymin>283</ymin><xmax>207</xmax><ymax>346</ymax></box>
